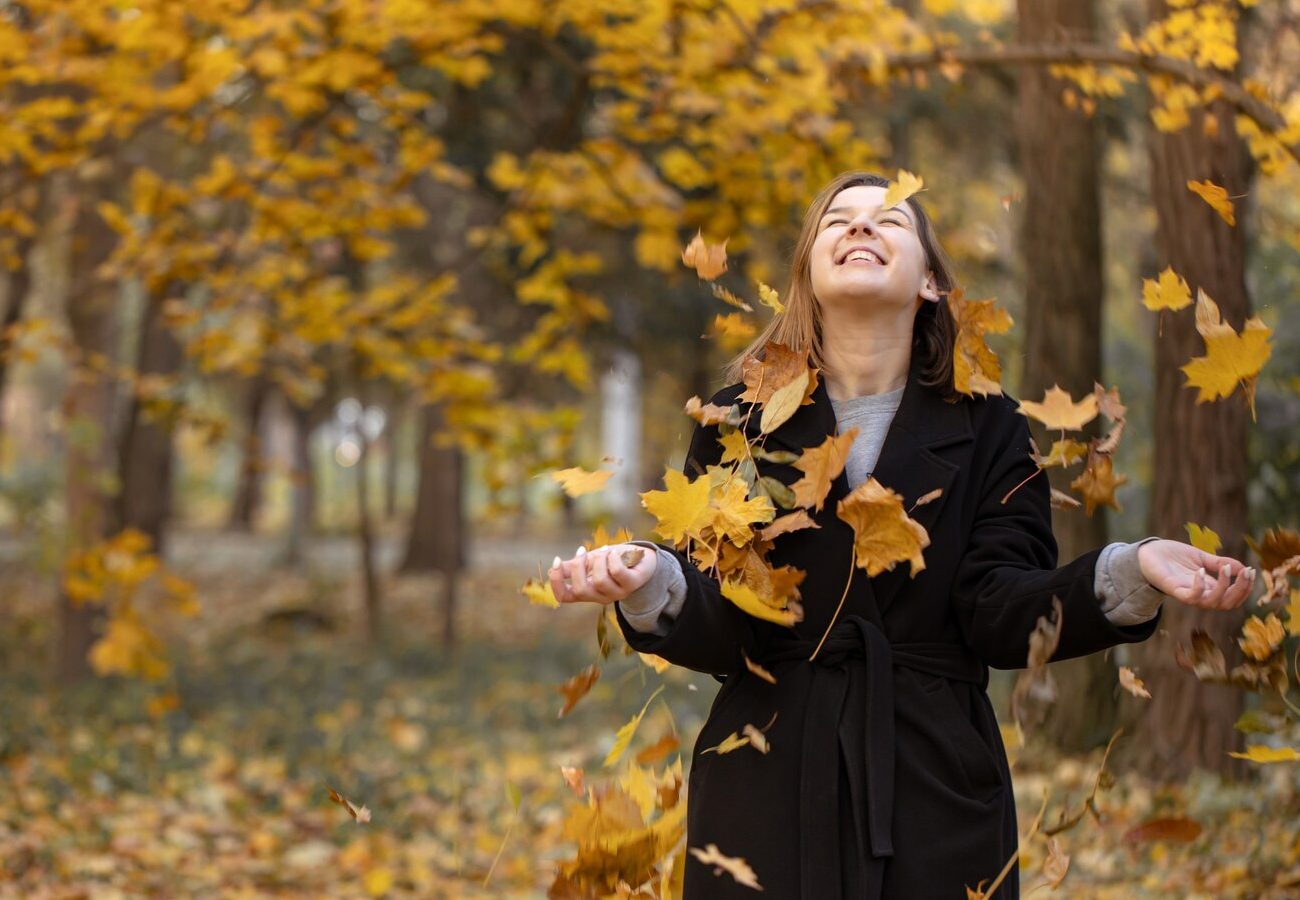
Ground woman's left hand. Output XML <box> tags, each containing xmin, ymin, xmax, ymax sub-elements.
<box><xmin>1137</xmin><ymin>539</ymin><xmax>1254</xmax><ymax>610</ymax></box>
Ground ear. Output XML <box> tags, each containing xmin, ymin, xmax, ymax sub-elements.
<box><xmin>919</xmin><ymin>272</ymin><xmax>940</xmax><ymax>303</ymax></box>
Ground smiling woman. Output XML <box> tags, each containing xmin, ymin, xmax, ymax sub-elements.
<box><xmin>548</xmin><ymin>171</ymin><xmax>1254</xmax><ymax>900</ymax></box>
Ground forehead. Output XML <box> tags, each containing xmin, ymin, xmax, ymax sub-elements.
<box><xmin>823</xmin><ymin>184</ymin><xmax>915</xmax><ymax>223</ymax></box>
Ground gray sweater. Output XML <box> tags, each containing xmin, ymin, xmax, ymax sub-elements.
<box><xmin>620</xmin><ymin>389</ymin><xmax>1164</xmax><ymax>636</ymax></box>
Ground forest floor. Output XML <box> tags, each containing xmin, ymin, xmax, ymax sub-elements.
<box><xmin>1</xmin><ymin>526</ymin><xmax>1299</xmax><ymax>899</ymax></box>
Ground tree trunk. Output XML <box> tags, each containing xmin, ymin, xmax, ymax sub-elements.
<box><xmin>383</xmin><ymin>397</ymin><xmax>403</xmax><ymax>520</ymax></box>
<box><xmin>1015</xmin><ymin>0</ymin><xmax>1116</xmax><ymax>751</ymax></box>
<box><xmin>282</xmin><ymin>400</ymin><xmax>318</xmax><ymax>568</ymax></box>
<box><xmin>400</xmin><ymin>403</ymin><xmax>465</xmax><ymax>648</ymax></box>
<box><xmin>1127</xmin><ymin>0</ymin><xmax>1252</xmax><ymax>778</ymax></box>
<box><xmin>59</xmin><ymin>170</ymin><xmax>119</xmax><ymax>683</ymax></box>
<box><xmin>115</xmin><ymin>290</ymin><xmax>184</xmax><ymax>555</ymax></box>
<box><xmin>229</xmin><ymin>375</ymin><xmax>270</xmax><ymax>531</ymax></box>
<box><xmin>0</xmin><ymin>176</ymin><xmax>43</xmax><ymax>441</ymax></box>
<box><xmin>354</xmin><ymin>400</ymin><xmax>381</xmax><ymax>643</ymax></box>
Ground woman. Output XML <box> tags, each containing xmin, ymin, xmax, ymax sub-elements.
<box><xmin>547</xmin><ymin>171</ymin><xmax>1252</xmax><ymax>899</ymax></box>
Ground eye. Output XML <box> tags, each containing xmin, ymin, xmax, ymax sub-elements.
<box><xmin>824</xmin><ymin>218</ymin><xmax>847</xmax><ymax>227</ymax></box>
<box><xmin>878</xmin><ymin>216</ymin><xmax>905</xmax><ymax>227</ymax></box>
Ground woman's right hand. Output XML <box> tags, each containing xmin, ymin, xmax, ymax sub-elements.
<box><xmin>548</xmin><ymin>543</ymin><xmax>658</xmax><ymax>606</ymax></box>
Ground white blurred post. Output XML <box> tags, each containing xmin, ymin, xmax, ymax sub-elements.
<box><xmin>600</xmin><ymin>349</ymin><xmax>641</xmax><ymax>522</ymax></box>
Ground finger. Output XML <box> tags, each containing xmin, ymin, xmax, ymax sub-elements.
<box><xmin>586</xmin><ymin>548</ymin><xmax>618</xmax><ymax>600</ymax></box>
<box><xmin>1179</xmin><ymin>566</ymin><xmax>1207</xmax><ymax>604</ymax></box>
<box><xmin>549</xmin><ymin>558</ymin><xmax>574</xmax><ymax>604</ymax></box>
<box><xmin>1201</xmin><ymin>554</ymin><xmax>1247</xmax><ymax>578</ymax></box>
<box><xmin>606</xmin><ymin>546</ymin><xmax>633</xmax><ymax>591</ymax></box>
<box><xmin>570</xmin><ymin>546</ymin><xmax>593</xmax><ymax>599</ymax></box>
<box><xmin>1220</xmin><ymin>566</ymin><xmax>1254</xmax><ymax>609</ymax></box>
<box><xmin>1200</xmin><ymin>562</ymin><xmax>1232</xmax><ymax>607</ymax></box>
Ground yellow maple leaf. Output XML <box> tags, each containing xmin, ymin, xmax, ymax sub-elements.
<box><xmin>836</xmin><ymin>478</ymin><xmax>930</xmax><ymax>577</ymax></box>
<box><xmin>882</xmin><ymin>169</ymin><xmax>924</xmax><ymax>210</ymax></box>
<box><xmin>1228</xmin><ymin>745</ymin><xmax>1300</xmax><ymax>764</ymax></box>
<box><xmin>1141</xmin><ymin>266</ymin><xmax>1192</xmax><ymax>312</ymax></box>
<box><xmin>791</xmin><ymin>428</ymin><xmax>859</xmax><ymax>511</ymax></box>
<box><xmin>757</xmin><ymin>281</ymin><xmax>784</xmax><ymax>314</ymax></box>
<box><xmin>717</xmin><ymin>429</ymin><xmax>750</xmax><ymax>465</ymax></box>
<box><xmin>721</xmin><ymin>578</ymin><xmax>802</xmax><ymax>626</ymax></box>
<box><xmin>605</xmin><ymin>686</ymin><xmax>664</xmax><ymax>767</ymax></box>
<box><xmin>551</xmin><ymin>466</ymin><xmax>614</xmax><ymax>497</ymax></box>
<box><xmin>1180</xmin><ymin>290</ymin><xmax>1272</xmax><ymax>420</ymax></box>
<box><xmin>1069</xmin><ymin>454</ymin><xmax>1127</xmax><ymax>515</ymax></box>
<box><xmin>949</xmin><ymin>289</ymin><xmax>1013</xmax><ymax>397</ymax></box>
<box><xmin>521</xmin><ymin>577</ymin><xmax>559</xmax><ymax>608</ymax></box>
<box><xmin>681</xmin><ymin>230</ymin><xmax>728</xmax><ymax>280</ymax></box>
<box><xmin>1018</xmin><ymin>385</ymin><xmax>1099</xmax><ymax>432</ymax></box>
<box><xmin>1238</xmin><ymin>614</ymin><xmax>1285</xmax><ymax>662</ymax></box>
<box><xmin>640</xmin><ymin>469</ymin><xmax>712</xmax><ymax>545</ymax></box>
<box><xmin>1185</xmin><ymin>522</ymin><xmax>1222</xmax><ymax>554</ymax></box>
<box><xmin>1187</xmin><ymin>179</ymin><xmax>1236</xmax><ymax>225</ymax></box>
<box><xmin>707</xmin><ymin>477</ymin><xmax>775</xmax><ymax>546</ymax></box>
<box><xmin>1035</xmin><ymin>438</ymin><xmax>1089</xmax><ymax>469</ymax></box>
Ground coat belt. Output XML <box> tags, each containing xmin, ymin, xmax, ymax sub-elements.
<box><xmin>757</xmin><ymin>615</ymin><xmax>984</xmax><ymax>899</ymax></box>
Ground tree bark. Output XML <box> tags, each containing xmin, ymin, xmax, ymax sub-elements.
<box><xmin>114</xmin><ymin>290</ymin><xmax>184</xmax><ymax>555</ymax></box>
<box><xmin>59</xmin><ymin>170</ymin><xmax>120</xmax><ymax>683</ymax></box>
<box><xmin>1127</xmin><ymin>0</ymin><xmax>1252</xmax><ymax>778</ymax></box>
<box><xmin>353</xmin><ymin>394</ymin><xmax>381</xmax><ymax>643</ymax></box>
<box><xmin>1015</xmin><ymin>0</ymin><xmax>1116</xmax><ymax>751</ymax></box>
<box><xmin>282</xmin><ymin>400</ymin><xmax>318</xmax><ymax>568</ymax></box>
<box><xmin>0</xmin><ymin>175</ymin><xmax>43</xmax><ymax>441</ymax></box>
<box><xmin>229</xmin><ymin>375</ymin><xmax>270</xmax><ymax>531</ymax></box>
<box><xmin>400</xmin><ymin>403</ymin><xmax>465</xmax><ymax>648</ymax></box>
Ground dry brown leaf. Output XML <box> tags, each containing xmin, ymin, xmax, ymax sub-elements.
<box><xmin>681</xmin><ymin>230</ymin><xmax>728</xmax><ymax>280</ymax></box>
<box><xmin>684</xmin><ymin>396</ymin><xmax>739</xmax><ymax>426</ymax></box>
<box><xmin>1118</xmin><ymin>666</ymin><xmax>1151</xmax><ymax>700</ymax></box>
<box><xmin>688</xmin><ymin>844</ymin><xmax>763</xmax><ymax>890</ymax></box>
<box><xmin>743</xmin><ymin>651</ymin><xmax>778</xmax><ymax>684</ymax></box>
<box><xmin>558</xmin><ymin>664</ymin><xmax>601</xmax><ymax>718</ymax></box>
<box><xmin>1049</xmin><ymin>489</ymin><xmax>1082</xmax><ymax>511</ymax></box>
<box><xmin>758</xmin><ymin>510</ymin><xmax>820</xmax><ymax>542</ymax></box>
<box><xmin>325</xmin><ymin>784</ymin><xmax>371</xmax><ymax>824</ymax></box>
<box><xmin>948</xmin><ymin>288</ymin><xmax>1013</xmax><ymax>397</ymax></box>
<box><xmin>791</xmin><ymin>429</ymin><xmax>859</xmax><ymax>512</ymax></box>
<box><xmin>1041</xmin><ymin>837</ymin><xmax>1070</xmax><ymax>890</ymax></box>
<box><xmin>739</xmin><ymin>342</ymin><xmax>816</xmax><ymax>406</ymax></box>
<box><xmin>635</xmin><ymin>733</ymin><xmax>681</xmax><ymax>766</ymax></box>
<box><xmin>836</xmin><ymin>477</ymin><xmax>930</xmax><ymax>577</ymax></box>
<box><xmin>1247</xmin><ymin>526</ymin><xmax>1300</xmax><ymax>571</ymax></box>
<box><xmin>1122</xmin><ymin>817</ymin><xmax>1202</xmax><ymax>843</ymax></box>
<box><xmin>1069</xmin><ymin>453</ymin><xmax>1127</xmax><ymax>516</ymax></box>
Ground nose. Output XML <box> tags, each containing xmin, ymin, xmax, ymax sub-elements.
<box><xmin>846</xmin><ymin>212</ymin><xmax>876</xmax><ymax>236</ymax></box>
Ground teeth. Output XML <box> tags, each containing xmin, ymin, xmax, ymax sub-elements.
<box><xmin>844</xmin><ymin>250</ymin><xmax>881</xmax><ymax>264</ymax></box>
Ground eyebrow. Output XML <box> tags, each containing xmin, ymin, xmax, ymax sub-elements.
<box><xmin>822</xmin><ymin>206</ymin><xmax>915</xmax><ymax>226</ymax></box>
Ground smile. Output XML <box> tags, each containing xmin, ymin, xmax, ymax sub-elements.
<box><xmin>838</xmin><ymin>247</ymin><xmax>885</xmax><ymax>265</ymax></box>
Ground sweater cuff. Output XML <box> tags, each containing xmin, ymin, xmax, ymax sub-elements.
<box><xmin>615</xmin><ymin>542</ymin><xmax>687</xmax><ymax>636</ymax></box>
<box><xmin>1096</xmin><ymin>536</ymin><xmax>1164</xmax><ymax>627</ymax></box>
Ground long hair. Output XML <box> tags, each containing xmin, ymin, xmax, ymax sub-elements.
<box><xmin>724</xmin><ymin>171</ymin><xmax>961</xmax><ymax>401</ymax></box>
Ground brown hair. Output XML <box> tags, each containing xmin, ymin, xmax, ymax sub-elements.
<box><xmin>724</xmin><ymin>171</ymin><xmax>961</xmax><ymax>401</ymax></box>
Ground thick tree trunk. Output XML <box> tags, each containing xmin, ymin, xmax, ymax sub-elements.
<box><xmin>229</xmin><ymin>375</ymin><xmax>270</xmax><ymax>531</ymax></box>
<box><xmin>400</xmin><ymin>403</ymin><xmax>465</xmax><ymax>648</ymax></box>
<box><xmin>115</xmin><ymin>290</ymin><xmax>183</xmax><ymax>555</ymax></box>
<box><xmin>1015</xmin><ymin>0</ymin><xmax>1116</xmax><ymax>750</ymax></box>
<box><xmin>59</xmin><ymin>171</ymin><xmax>119</xmax><ymax>683</ymax></box>
<box><xmin>282</xmin><ymin>401</ymin><xmax>318</xmax><ymax>568</ymax></box>
<box><xmin>1127</xmin><ymin>1</ymin><xmax>1252</xmax><ymax>778</ymax></box>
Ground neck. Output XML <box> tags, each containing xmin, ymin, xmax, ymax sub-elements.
<box><xmin>818</xmin><ymin>305</ymin><xmax>913</xmax><ymax>400</ymax></box>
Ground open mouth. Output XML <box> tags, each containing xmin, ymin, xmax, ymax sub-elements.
<box><xmin>838</xmin><ymin>247</ymin><xmax>886</xmax><ymax>265</ymax></box>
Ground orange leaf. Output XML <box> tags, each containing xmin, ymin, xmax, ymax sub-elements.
<box><xmin>325</xmin><ymin>784</ymin><xmax>371</xmax><ymax>824</ymax></box>
<box><xmin>738</xmin><ymin>342</ymin><xmax>815</xmax><ymax>406</ymax></box>
<box><xmin>836</xmin><ymin>478</ymin><xmax>929</xmax><ymax>577</ymax></box>
<box><xmin>1118</xmin><ymin>666</ymin><xmax>1151</xmax><ymax>699</ymax></box>
<box><xmin>758</xmin><ymin>510</ymin><xmax>820</xmax><ymax>542</ymax></box>
<box><xmin>948</xmin><ymin>289</ymin><xmax>1013</xmax><ymax>397</ymax></box>
<box><xmin>791</xmin><ymin>429</ymin><xmax>859</xmax><ymax>512</ymax></box>
<box><xmin>681</xmin><ymin>230</ymin><xmax>728</xmax><ymax>280</ymax></box>
<box><xmin>1018</xmin><ymin>385</ymin><xmax>1099</xmax><ymax>432</ymax></box>
<box><xmin>1069</xmin><ymin>454</ymin><xmax>1127</xmax><ymax>516</ymax></box>
<box><xmin>688</xmin><ymin>844</ymin><xmax>763</xmax><ymax>890</ymax></box>
<box><xmin>1238</xmin><ymin>614</ymin><xmax>1285</xmax><ymax>662</ymax></box>
<box><xmin>1122</xmin><ymin>817</ymin><xmax>1202</xmax><ymax>843</ymax></box>
<box><xmin>1186</xmin><ymin>179</ymin><xmax>1236</xmax><ymax>225</ymax></box>
<box><xmin>558</xmin><ymin>664</ymin><xmax>600</xmax><ymax>717</ymax></box>
<box><xmin>635</xmin><ymin>732</ymin><xmax>680</xmax><ymax>766</ymax></box>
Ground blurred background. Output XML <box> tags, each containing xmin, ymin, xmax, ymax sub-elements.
<box><xmin>2</xmin><ymin>0</ymin><xmax>1299</xmax><ymax>897</ymax></box>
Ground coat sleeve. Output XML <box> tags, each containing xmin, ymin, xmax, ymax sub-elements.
<box><xmin>951</xmin><ymin>402</ymin><xmax>1159</xmax><ymax>669</ymax></box>
<box><xmin>614</xmin><ymin>388</ymin><xmax>757</xmax><ymax>677</ymax></box>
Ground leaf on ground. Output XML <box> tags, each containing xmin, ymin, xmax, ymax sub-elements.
<box><xmin>689</xmin><ymin>843</ymin><xmax>763</xmax><ymax>890</ymax></box>
<box><xmin>551</xmin><ymin>466</ymin><xmax>614</xmax><ymax>497</ymax></box>
<box><xmin>605</xmin><ymin>686</ymin><xmax>664</xmax><ymax>768</ymax></box>
<box><xmin>325</xmin><ymin>784</ymin><xmax>371</xmax><ymax>824</ymax></box>
<box><xmin>836</xmin><ymin>477</ymin><xmax>929</xmax><ymax>577</ymax></box>
<box><xmin>1228</xmin><ymin>745</ymin><xmax>1300</xmax><ymax>763</ymax></box>
<box><xmin>1118</xmin><ymin>666</ymin><xmax>1151</xmax><ymax>699</ymax></box>
<box><xmin>682</xmin><ymin>230</ymin><xmax>728</xmax><ymax>280</ymax></box>
<box><xmin>790</xmin><ymin>429</ymin><xmax>858</xmax><ymax>512</ymax></box>
<box><xmin>883</xmin><ymin>169</ymin><xmax>924</xmax><ymax>209</ymax></box>
<box><xmin>1123</xmin><ymin>817</ymin><xmax>1202</xmax><ymax>843</ymax></box>
<box><xmin>1018</xmin><ymin>385</ymin><xmax>1099</xmax><ymax>432</ymax></box>
<box><xmin>1185</xmin><ymin>522</ymin><xmax>1222</xmax><ymax>554</ymax></box>
<box><xmin>1187</xmin><ymin>179</ymin><xmax>1236</xmax><ymax>225</ymax></box>
<box><xmin>558</xmin><ymin>664</ymin><xmax>600</xmax><ymax>718</ymax></box>
<box><xmin>949</xmin><ymin>289</ymin><xmax>1013</xmax><ymax>397</ymax></box>
<box><xmin>1180</xmin><ymin>289</ymin><xmax>1272</xmax><ymax>420</ymax></box>
<box><xmin>1141</xmin><ymin>266</ymin><xmax>1192</xmax><ymax>312</ymax></box>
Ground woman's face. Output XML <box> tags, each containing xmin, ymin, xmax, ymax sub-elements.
<box><xmin>808</xmin><ymin>184</ymin><xmax>938</xmax><ymax>319</ymax></box>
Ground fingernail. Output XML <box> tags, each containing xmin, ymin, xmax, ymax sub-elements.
<box><xmin>575</xmin><ymin>546</ymin><xmax>586</xmax><ymax>556</ymax></box>
<box><xmin>552</xmin><ymin>556</ymin><xmax>562</xmax><ymax>570</ymax></box>
<box><xmin>1224</xmin><ymin>564</ymin><xmax>1232</xmax><ymax>580</ymax></box>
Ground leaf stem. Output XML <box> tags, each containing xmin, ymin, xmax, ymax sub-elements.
<box><xmin>809</xmin><ymin>550</ymin><xmax>856</xmax><ymax>660</ymax></box>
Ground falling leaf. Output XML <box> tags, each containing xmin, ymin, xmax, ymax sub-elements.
<box><xmin>1040</xmin><ymin>837</ymin><xmax>1070</xmax><ymax>890</ymax></box>
<box><xmin>707</xmin><ymin>477</ymin><xmax>776</xmax><ymax>546</ymax></box>
<box><xmin>1118</xmin><ymin>666</ymin><xmax>1151</xmax><ymax>699</ymax></box>
<box><xmin>522</xmin><ymin>577</ymin><xmax>559</xmax><ymax>608</ymax></box>
<box><xmin>1180</xmin><ymin>289</ymin><xmax>1272</xmax><ymax>420</ymax></box>
<box><xmin>712</xmin><ymin>283</ymin><xmax>753</xmax><ymax>311</ymax></box>
<box><xmin>836</xmin><ymin>478</ymin><xmax>930</xmax><ymax>577</ymax></box>
<box><xmin>1238</xmin><ymin>614</ymin><xmax>1284</xmax><ymax>662</ymax></box>
<box><xmin>1228</xmin><ymin>745</ymin><xmax>1300</xmax><ymax>763</ymax></box>
<box><xmin>1286</xmin><ymin>589</ymin><xmax>1300</xmax><ymax>639</ymax></box>
<box><xmin>1185</xmin><ymin>522</ymin><xmax>1222</xmax><ymax>554</ymax></box>
<box><xmin>702</xmin><ymin>731</ymin><xmax>751</xmax><ymax>755</ymax></box>
<box><xmin>1186</xmin><ymin>179</ymin><xmax>1236</xmax><ymax>225</ymax></box>
<box><xmin>684</xmin><ymin>395</ymin><xmax>739</xmax><ymax>426</ymax></box>
<box><xmin>635</xmin><ymin>733</ymin><xmax>680</xmax><ymax>766</ymax></box>
<box><xmin>882</xmin><ymin>169</ymin><xmax>924</xmax><ymax>209</ymax></box>
<box><xmin>758</xmin><ymin>510</ymin><xmax>820</xmax><ymax>542</ymax></box>
<box><xmin>1036</xmin><ymin>439</ymin><xmax>1090</xmax><ymax>469</ymax></box>
<box><xmin>326</xmin><ymin>784</ymin><xmax>371</xmax><ymax>823</ymax></box>
<box><xmin>1122</xmin><ymin>817</ymin><xmax>1202</xmax><ymax>843</ymax></box>
<box><xmin>948</xmin><ymin>289</ymin><xmax>1013</xmax><ymax>397</ymax></box>
<box><xmin>1247</xmin><ymin>526</ymin><xmax>1300</xmax><ymax>571</ymax></box>
<box><xmin>558</xmin><ymin>664</ymin><xmax>600</xmax><ymax>718</ymax></box>
<box><xmin>638</xmin><ymin>652</ymin><xmax>671</xmax><ymax>673</ymax></box>
<box><xmin>1141</xmin><ymin>267</ymin><xmax>1192</xmax><ymax>312</ymax></box>
<box><xmin>721</xmin><ymin>578</ymin><xmax>802</xmax><ymax>626</ymax></box>
<box><xmin>743</xmin><ymin>651</ymin><xmax>778</xmax><ymax>684</ymax></box>
<box><xmin>1175</xmin><ymin>629</ymin><xmax>1229</xmax><ymax>682</ymax></box>
<box><xmin>587</xmin><ymin>524</ymin><xmax>635</xmax><ymax>551</ymax></box>
<box><xmin>641</xmin><ymin>468</ymin><xmax>712</xmax><ymax>545</ymax></box>
<box><xmin>689</xmin><ymin>844</ymin><xmax>763</xmax><ymax>890</ymax></box>
<box><xmin>1049</xmin><ymin>489</ymin><xmax>1082</xmax><ymax>510</ymax></box>
<box><xmin>605</xmin><ymin>686</ymin><xmax>664</xmax><ymax>767</ymax></box>
<box><xmin>759</xmin><ymin>369</ymin><xmax>809</xmax><ymax>434</ymax></box>
<box><xmin>560</xmin><ymin>766</ymin><xmax>586</xmax><ymax>797</ymax></box>
<box><xmin>551</xmin><ymin>466</ymin><xmax>614</xmax><ymax>497</ymax></box>
<box><xmin>742</xmin><ymin>723</ymin><xmax>770</xmax><ymax>753</ymax></box>
<box><xmin>1018</xmin><ymin>385</ymin><xmax>1099</xmax><ymax>432</ymax></box>
<box><xmin>757</xmin><ymin>281</ymin><xmax>784</xmax><ymax>314</ymax></box>
<box><xmin>738</xmin><ymin>342</ymin><xmax>815</xmax><ymax>406</ymax></box>
<box><xmin>1069</xmin><ymin>454</ymin><xmax>1127</xmax><ymax>516</ymax></box>
<box><xmin>790</xmin><ymin>429</ymin><xmax>859</xmax><ymax>512</ymax></box>
<box><xmin>681</xmin><ymin>230</ymin><xmax>728</xmax><ymax>280</ymax></box>
<box><xmin>1011</xmin><ymin>597</ymin><xmax>1063</xmax><ymax>729</ymax></box>
<box><xmin>912</xmin><ymin>488</ymin><xmax>943</xmax><ymax>508</ymax></box>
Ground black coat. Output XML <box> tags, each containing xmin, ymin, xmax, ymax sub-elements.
<box><xmin>616</xmin><ymin>360</ymin><xmax>1159</xmax><ymax>900</ymax></box>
